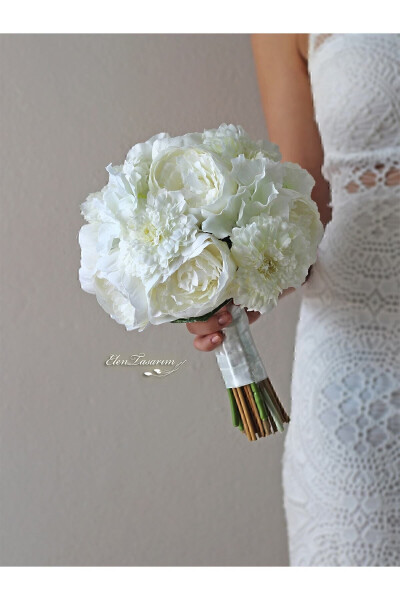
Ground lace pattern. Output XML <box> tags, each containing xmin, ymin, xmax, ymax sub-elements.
<box><xmin>323</xmin><ymin>150</ymin><xmax>400</xmax><ymax>201</ymax></box>
<box><xmin>282</xmin><ymin>33</ymin><xmax>400</xmax><ymax>566</ymax></box>
<box><xmin>308</xmin><ymin>33</ymin><xmax>400</xmax><ymax>190</ymax></box>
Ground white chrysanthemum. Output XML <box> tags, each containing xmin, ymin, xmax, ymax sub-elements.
<box><xmin>230</xmin><ymin>214</ymin><xmax>315</xmax><ymax>313</ymax></box>
<box><xmin>147</xmin><ymin>235</ymin><xmax>236</xmax><ymax>324</ymax></box>
<box><xmin>117</xmin><ymin>189</ymin><xmax>199</xmax><ymax>281</ymax></box>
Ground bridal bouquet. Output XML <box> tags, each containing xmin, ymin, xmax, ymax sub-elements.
<box><xmin>78</xmin><ymin>124</ymin><xmax>324</xmax><ymax>441</ymax></box>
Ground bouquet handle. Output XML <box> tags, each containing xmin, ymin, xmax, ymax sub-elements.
<box><xmin>214</xmin><ymin>303</ymin><xmax>290</xmax><ymax>441</ymax></box>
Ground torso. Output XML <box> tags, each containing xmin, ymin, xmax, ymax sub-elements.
<box><xmin>282</xmin><ymin>33</ymin><xmax>400</xmax><ymax>566</ymax></box>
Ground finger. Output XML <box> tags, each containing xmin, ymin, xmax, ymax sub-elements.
<box><xmin>193</xmin><ymin>332</ymin><xmax>225</xmax><ymax>352</ymax></box>
<box><xmin>186</xmin><ymin>310</ymin><xmax>232</xmax><ymax>335</ymax></box>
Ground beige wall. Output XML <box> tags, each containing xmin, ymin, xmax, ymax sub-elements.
<box><xmin>0</xmin><ymin>34</ymin><xmax>301</xmax><ymax>566</ymax></box>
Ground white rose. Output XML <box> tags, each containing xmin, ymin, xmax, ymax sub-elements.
<box><xmin>147</xmin><ymin>234</ymin><xmax>236</xmax><ymax>324</ymax></box>
<box><xmin>230</xmin><ymin>214</ymin><xmax>315</xmax><ymax>313</ymax></box>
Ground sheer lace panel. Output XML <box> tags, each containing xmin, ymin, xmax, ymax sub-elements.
<box><xmin>323</xmin><ymin>156</ymin><xmax>400</xmax><ymax>194</ymax></box>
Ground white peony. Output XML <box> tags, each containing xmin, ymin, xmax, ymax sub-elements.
<box><xmin>93</xmin><ymin>275</ymin><xmax>149</xmax><ymax>332</ymax></box>
<box><xmin>148</xmin><ymin>145</ymin><xmax>237</xmax><ymax>216</ymax></box>
<box><xmin>79</xmin><ymin>222</ymin><xmax>149</xmax><ymax>331</ymax></box>
<box><xmin>81</xmin><ymin>164</ymin><xmax>138</xmax><ymax>226</ymax></box>
<box><xmin>229</xmin><ymin>214</ymin><xmax>316</xmax><ymax>313</ymax></box>
<box><xmin>122</xmin><ymin>131</ymin><xmax>205</xmax><ymax>200</ymax></box>
<box><xmin>147</xmin><ymin>235</ymin><xmax>236</xmax><ymax>324</ymax></box>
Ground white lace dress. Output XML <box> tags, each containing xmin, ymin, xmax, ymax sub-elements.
<box><xmin>281</xmin><ymin>33</ymin><xmax>400</xmax><ymax>566</ymax></box>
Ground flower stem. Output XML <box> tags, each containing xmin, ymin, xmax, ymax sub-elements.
<box><xmin>250</xmin><ymin>382</ymin><xmax>267</xmax><ymax>421</ymax></box>
<box><xmin>259</xmin><ymin>382</ymin><xmax>285</xmax><ymax>432</ymax></box>
<box><xmin>263</xmin><ymin>378</ymin><xmax>290</xmax><ymax>423</ymax></box>
<box><xmin>244</xmin><ymin>384</ymin><xmax>265</xmax><ymax>437</ymax></box>
<box><xmin>227</xmin><ymin>388</ymin><xmax>240</xmax><ymax>427</ymax></box>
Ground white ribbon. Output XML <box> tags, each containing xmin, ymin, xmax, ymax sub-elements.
<box><xmin>214</xmin><ymin>303</ymin><xmax>268</xmax><ymax>388</ymax></box>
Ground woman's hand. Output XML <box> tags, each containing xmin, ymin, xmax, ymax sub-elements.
<box><xmin>186</xmin><ymin>263</ymin><xmax>314</xmax><ymax>352</ymax></box>
<box><xmin>186</xmin><ymin>302</ymin><xmax>261</xmax><ymax>352</ymax></box>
